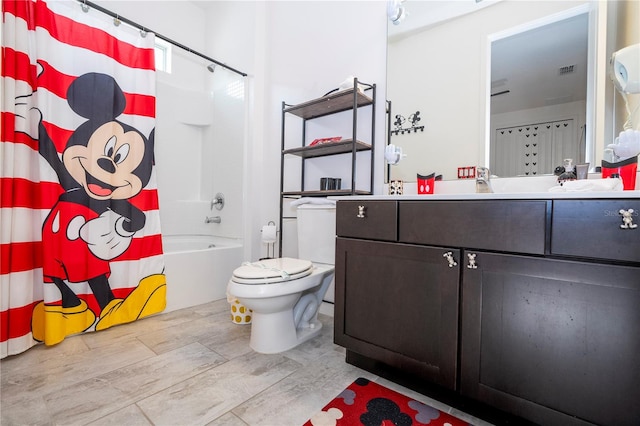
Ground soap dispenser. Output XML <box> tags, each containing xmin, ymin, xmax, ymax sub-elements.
<box><xmin>557</xmin><ymin>158</ymin><xmax>577</xmax><ymax>185</ymax></box>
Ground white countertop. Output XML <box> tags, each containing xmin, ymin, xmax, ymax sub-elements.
<box><xmin>345</xmin><ymin>174</ymin><xmax>640</xmax><ymax>200</ymax></box>
<box><xmin>335</xmin><ymin>191</ymin><xmax>640</xmax><ymax>201</ymax></box>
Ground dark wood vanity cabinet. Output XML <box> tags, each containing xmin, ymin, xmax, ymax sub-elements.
<box><xmin>335</xmin><ymin>200</ymin><xmax>460</xmax><ymax>389</ymax></box>
<box><xmin>335</xmin><ymin>197</ymin><xmax>640</xmax><ymax>426</ymax></box>
<box><xmin>461</xmin><ymin>252</ymin><xmax>640</xmax><ymax>426</ymax></box>
<box><xmin>334</xmin><ymin>238</ymin><xmax>460</xmax><ymax>389</ymax></box>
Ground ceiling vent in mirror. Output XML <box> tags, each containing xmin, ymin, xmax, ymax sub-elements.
<box><xmin>545</xmin><ymin>94</ymin><xmax>573</xmax><ymax>106</ymax></box>
<box><xmin>559</xmin><ymin>64</ymin><xmax>576</xmax><ymax>75</ymax></box>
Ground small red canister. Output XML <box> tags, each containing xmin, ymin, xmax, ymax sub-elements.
<box><xmin>417</xmin><ymin>173</ymin><xmax>435</xmax><ymax>194</ymax></box>
<box><xmin>601</xmin><ymin>156</ymin><xmax>638</xmax><ymax>190</ymax></box>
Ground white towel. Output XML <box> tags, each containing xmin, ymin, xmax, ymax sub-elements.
<box><xmin>548</xmin><ymin>178</ymin><xmax>624</xmax><ymax>192</ymax></box>
<box><xmin>290</xmin><ymin>197</ymin><xmax>337</xmax><ymax>207</ymax></box>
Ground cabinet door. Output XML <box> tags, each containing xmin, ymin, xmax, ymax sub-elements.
<box><xmin>334</xmin><ymin>237</ymin><xmax>460</xmax><ymax>389</ymax></box>
<box><xmin>461</xmin><ymin>252</ymin><xmax>640</xmax><ymax>426</ymax></box>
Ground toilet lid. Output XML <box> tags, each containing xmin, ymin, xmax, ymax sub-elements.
<box><xmin>232</xmin><ymin>257</ymin><xmax>313</xmax><ymax>284</ymax></box>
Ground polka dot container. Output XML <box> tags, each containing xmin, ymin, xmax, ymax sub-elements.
<box><xmin>229</xmin><ymin>298</ymin><xmax>252</xmax><ymax>324</ymax></box>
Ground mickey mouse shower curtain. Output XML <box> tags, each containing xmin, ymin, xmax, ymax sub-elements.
<box><xmin>1</xmin><ymin>0</ymin><xmax>166</xmax><ymax>358</ymax></box>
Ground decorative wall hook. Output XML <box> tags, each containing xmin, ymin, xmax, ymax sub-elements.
<box><xmin>391</xmin><ymin>110</ymin><xmax>425</xmax><ymax>136</ymax></box>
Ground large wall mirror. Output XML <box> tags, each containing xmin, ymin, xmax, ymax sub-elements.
<box><xmin>386</xmin><ymin>0</ymin><xmax>636</xmax><ymax>183</ymax></box>
<box><xmin>489</xmin><ymin>11</ymin><xmax>589</xmax><ymax>178</ymax></box>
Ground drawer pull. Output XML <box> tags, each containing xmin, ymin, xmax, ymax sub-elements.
<box><xmin>619</xmin><ymin>209</ymin><xmax>638</xmax><ymax>229</ymax></box>
<box><xmin>443</xmin><ymin>251</ymin><xmax>457</xmax><ymax>268</ymax></box>
<box><xmin>357</xmin><ymin>205</ymin><xmax>366</xmax><ymax>218</ymax></box>
<box><xmin>467</xmin><ymin>253</ymin><xmax>478</xmax><ymax>269</ymax></box>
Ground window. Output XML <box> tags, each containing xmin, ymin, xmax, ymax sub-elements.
<box><xmin>154</xmin><ymin>38</ymin><xmax>172</xmax><ymax>73</ymax></box>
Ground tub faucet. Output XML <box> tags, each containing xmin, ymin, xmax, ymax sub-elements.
<box><xmin>476</xmin><ymin>167</ymin><xmax>493</xmax><ymax>193</ymax></box>
<box><xmin>205</xmin><ymin>216</ymin><xmax>221</xmax><ymax>224</ymax></box>
<box><xmin>211</xmin><ymin>193</ymin><xmax>225</xmax><ymax>211</ymax></box>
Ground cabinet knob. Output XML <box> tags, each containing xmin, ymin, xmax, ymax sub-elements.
<box><xmin>357</xmin><ymin>205</ymin><xmax>366</xmax><ymax>218</ymax></box>
<box><xmin>443</xmin><ymin>251</ymin><xmax>457</xmax><ymax>268</ymax></box>
<box><xmin>467</xmin><ymin>253</ymin><xmax>478</xmax><ymax>269</ymax></box>
<box><xmin>619</xmin><ymin>209</ymin><xmax>638</xmax><ymax>229</ymax></box>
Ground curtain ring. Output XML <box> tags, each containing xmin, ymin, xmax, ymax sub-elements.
<box><xmin>114</xmin><ymin>14</ymin><xmax>121</xmax><ymax>26</ymax></box>
<box><xmin>81</xmin><ymin>0</ymin><xmax>89</xmax><ymax>13</ymax></box>
<box><xmin>140</xmin><ymin>27</ymin><xmax>147</xmax><ymax>38</ymax></box>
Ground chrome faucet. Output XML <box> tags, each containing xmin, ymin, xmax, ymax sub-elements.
<box><xmin>211</xmin><ymin>193</ymin><xmax>225</xmax><ymax>211</ymax></box>
<box><xmin>476</xmin><ymin>167</ymin><xmax>493</xmax><ymax>193</ymax></box>
<box><xmin>205</xmin><ymin>216</ymin><xmax>221</xmax><ymax>224</ymax></box>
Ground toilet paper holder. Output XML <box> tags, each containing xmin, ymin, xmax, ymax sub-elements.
<box><xmin>261</xmin><ymin>221</ymin><xmax>277</xmax><ymax>259</ymax></box>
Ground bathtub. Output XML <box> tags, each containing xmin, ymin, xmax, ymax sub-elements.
<box><xmin>162</xmin><ymin>235</ymin><xmax>243</xmax><ymax>313</ymax></box>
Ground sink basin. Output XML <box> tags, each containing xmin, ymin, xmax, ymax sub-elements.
<box><xmin>490</xmin><ymin>175</ymin><xmax>560</xmax><ymax>194</ymax></box>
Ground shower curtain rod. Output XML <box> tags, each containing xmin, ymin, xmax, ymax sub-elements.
<box><xmin>79</xmin><ymin>0</ymin><xmax>248</xmax><ymax>77</ymax></box>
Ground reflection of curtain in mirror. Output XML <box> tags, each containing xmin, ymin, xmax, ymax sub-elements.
<box><xmin>1</xmin><ymin>0</ymin><xmax>166</xmax><ymax>358</ymax></box>
<box><xmin>493</xmin><ymin>120</ymin><xmax>578</xmax><ymax>177</ymax></box>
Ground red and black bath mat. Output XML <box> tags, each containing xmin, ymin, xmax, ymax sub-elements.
<box><xmin>304</xmin><ymin>377</ymin><xmax>470</xmax><ymax>426</ymax></box>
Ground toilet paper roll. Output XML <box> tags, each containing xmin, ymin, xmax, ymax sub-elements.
<box><xmin>261</xmin><ymin>225</ymin><xmax>277</xmax><ymax>243</ymax></box>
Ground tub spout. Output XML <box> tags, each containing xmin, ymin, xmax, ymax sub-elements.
<box><xmin>205</xmin><ymin>216</ymin><xmax>221</xmax><ymax>224</ymax></box>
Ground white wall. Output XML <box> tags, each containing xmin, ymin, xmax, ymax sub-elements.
<box><xmin>93</xmin><ymin>1</ymin><xmax>206</xmax><ymax>51</ymax></box>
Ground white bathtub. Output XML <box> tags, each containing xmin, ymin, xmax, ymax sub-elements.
<box><xmin>162</xmin><ymin>235</ymin><xmax>243</xmax><ymax>313</ymax></box>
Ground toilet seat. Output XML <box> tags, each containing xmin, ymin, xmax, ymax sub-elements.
<box><xmin>232</xmin><ymin>257</ymin><xmax>313</xmax><ymax>284</ymax></box>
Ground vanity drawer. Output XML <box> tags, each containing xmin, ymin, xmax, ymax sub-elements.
<box><xmin>398</xmin><ymin>200</ymin><xmax>548</xmax><ymax>254</ymax></box>
<box><xmin>551</xmin><ymin>200</ymin><xmax>640</xmax><ymax>263</ymax></box>
<box><xmin>336</xmin><ymin>200</ymin><xmax>397</xmax><ymax>241</ymax></box>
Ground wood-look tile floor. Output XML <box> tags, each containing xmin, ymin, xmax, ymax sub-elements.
<box><xmin>1</xmin><ymin>299</ymin><xmax>493</xmax><ymax>425</ymax></box>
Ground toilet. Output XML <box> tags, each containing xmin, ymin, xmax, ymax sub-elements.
<box><xmin>227</xmin><ymin>203</ymin><xmax>336</xmax><ymax>354</ymax></box>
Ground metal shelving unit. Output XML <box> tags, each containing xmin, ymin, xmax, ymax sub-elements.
<box><xmin>279</xmin><ymin>78</ymin><xmax>376</xmax><ymax>256</ymax></box>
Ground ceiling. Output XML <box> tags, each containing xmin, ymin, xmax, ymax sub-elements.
<box><xmin>388</xmin><ymin>0</ymin><xmax>589</xmax><ymax>115</ymax></box>
<box><xmin>387</xmin><ymin>0</ymin><xmax>502</xmax><ymax>40</ymax></box>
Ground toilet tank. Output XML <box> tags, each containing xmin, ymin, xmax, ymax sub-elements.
<box><xmin>297</xmin><ymin>203</ymin><xmax>336</xmax><ymax>264</ymax></box>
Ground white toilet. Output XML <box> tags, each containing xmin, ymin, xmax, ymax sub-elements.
<box><xmin>227</xmin><ymin>204</ymin><xmax>336</xmax><ymax>354</ymax></box>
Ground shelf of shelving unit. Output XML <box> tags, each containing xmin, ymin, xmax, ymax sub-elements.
<box><xmin>283</xmin><ymin>88</ymin><xmax>374</xmax><ymax>120</ymax></box>
<box><xmin>283</xmin><ymin>139</ymin><xmax>371</xmax><ymax>158</ymax></box>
